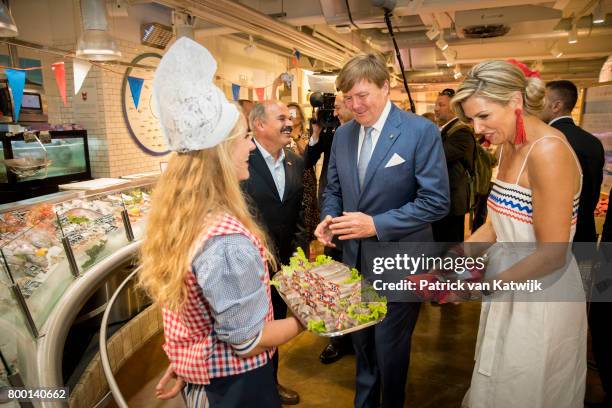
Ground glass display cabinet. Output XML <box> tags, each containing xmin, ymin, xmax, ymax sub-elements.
<box><xmin>0</xmin><ymin>130</ymin><xmax>91</xmax><ymax>204</ymax></box>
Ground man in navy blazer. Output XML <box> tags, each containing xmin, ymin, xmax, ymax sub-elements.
<box><xmin>315</xmin><ymin>54</ymin><xmax>450</xmax><ymax>408</ymax></box>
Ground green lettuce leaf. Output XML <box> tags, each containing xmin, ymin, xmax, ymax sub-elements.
<box><xmin>307</xmin><ymin>319</ymin><xmax>327</xmax><ymax>333</ymax></box>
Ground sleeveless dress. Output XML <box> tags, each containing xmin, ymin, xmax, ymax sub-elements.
<box><xmin>462</xmin><ymin>137</ymin><xmax>587</xmax><ymax>408</ymax></box>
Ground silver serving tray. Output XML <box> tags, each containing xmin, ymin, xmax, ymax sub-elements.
<box><xmin>277</xmin><ymin>289</ymin><xmax>385</xmax><ymax>337</ymax></box>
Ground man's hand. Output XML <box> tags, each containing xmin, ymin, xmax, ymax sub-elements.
<box><xmin>155</xmin><ymin>365</ymin><xmax>185</xmax><ymax>400</ymax></box>
<box><xmin>330</xmin><ymin>212</ymin><xmax>377</xmax><ymax>240</ymax></box>
<box><xmin>315</xmin><ymin>215</ymin><xmax>336</xmax><ymax>247</ymax></box>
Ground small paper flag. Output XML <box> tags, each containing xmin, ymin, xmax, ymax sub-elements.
<box><xmin>51</xmin><ymin>62</ymin><xmax>67</xmax><ymax>106</ymax></box>
<box><xmin>231</xmin><ymin>83</ymin><xmax>241</xmax><ymax>101</ymax></box>
<box><xmin>73</xmin><ymin>59</ymin><xmax>92</xmax><ymax>95</ymax></box>
<box><xmin>255</xmin><ymin>87</ymin><xmax>265</xmax><ymax>101</ymax></box>
<box><xmin>127</xmin><ymin>76</ymin><xmax>145</xmax><ymax>108</ymax></box>
<box><xmin>5</xmin><ymin>69</ymin><xmax>26</xmax><ymax>122</ymax></box>
<box><xmin>295</xmin><ymin>50</ymin><xmax>301</xmax><ymax>60</ymax></box>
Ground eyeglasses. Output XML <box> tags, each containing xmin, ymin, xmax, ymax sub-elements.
<box><xmin>439</xmin><ymin>89</ymin><xmax>455</xmax><ymax>97</ymax></box>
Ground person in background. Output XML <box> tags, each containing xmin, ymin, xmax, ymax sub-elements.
<box><xmin>421</xmin><ymin>111</ymin><xmax>436</xmax><ymax>123</ymax></box>
<box><xmin>242</xmin><ymin>100</ymin><xmax>309</xmax><ymax>405</ymax></box>
<box><xmin>433</xmin><ymin>88</ymin><xmax>475</xmax><ymax>243</ymax></box>
<box><xmin>238</xmin><ymin>99</ymin><xmax>254</xmax><ymax>119</ymax></box>
<box><xmin>307</xmin><ymin>94</ymin><xmax>356</xmax><ymax>365</ymax></box>
<box><xmin>316</xmin><ymin>53</ymin><xmax>449</xmax><ymax>408</ymax></box>
<box><xmin>287</xmin><ymin>102</ymin><xmax>319</xmax><ymax>241</ymax></box>
<box><xmin>540</xmin><ymin>80</ymin><xmax>605</xmax><ymax>243</ymax></box>
<box><xmin>586</xmin><ymin>184</ymin><xmax>612</xmax><ymax>408</ymax></box>
<box><xmin>140</xmin><ymin>37</ymin><xmax>302</xmax><ymax>408</ymax></box>
<box><xmin>453</xmin><ymin>59</ymin><xmax>586</xmax><ymax>408</ymax></box>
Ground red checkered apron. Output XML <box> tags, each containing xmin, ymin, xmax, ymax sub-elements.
<box><xmin>161</xmin><ymin>213</ymin><xmax>275</xmax><ymax>384</ymax></box>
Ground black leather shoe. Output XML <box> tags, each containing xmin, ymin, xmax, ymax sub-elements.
<box><xmin>277</xmin><ymin>383</ymin><xmax>299</xmax><ymax>405</ymax></box>
<box><xmin>319</xmin><ymin>342</ymin><xmax>345</xmax><ymax>364</ymax></box>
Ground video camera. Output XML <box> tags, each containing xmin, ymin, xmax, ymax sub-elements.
<box><xmin>309</xmin><ymin>92</ymin><xmax>340</xmax><ymax>130</ymax></box>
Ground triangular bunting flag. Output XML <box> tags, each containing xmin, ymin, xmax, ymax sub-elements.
<box><xmin>73</xmin><ymin>59</ymin><xmax>92</xmax><ymax>95</ymax></box>
<box><xmin>51</xmin><ymin>62</ymin><xmax>67</xmax><ymax>106</ymax></box>
<box><xmin>292</xmin><ymin>55</ymin><xmax>299</xmax><ymax>68</ymax></box>
<box><xmin>255</xmin><ymin>87</ymin><xmax>265</xmax><ymax>101</ymax></box>
<box><xmin>127</xmin><ymin>76</ymin><xmax>145</xmax><ymax>108</ymax></box>
<box><xmin>295</xmin><ymin>50</ymin><xmax>301</xmax><ymax>60</ymax></box>
<box><xmin>307</xmin><ymin>57</ymin><xmax>316</xmax><ymax>68</ymax></box>
<box><xmin>231</xmin><ymin>83</ymin><xmax>241</xmax><ymax>101</ymax></box>
<box><xmin>5</xmin><ymin>69</ymin><xmax>26</xmax><ymax>122</ymax></box>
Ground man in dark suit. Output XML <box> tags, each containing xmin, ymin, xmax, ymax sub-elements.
<box><xmin>316</xmin><ymin>54</ymin><xmax>449</xmax><ymax>408</ymax></box>
<box><xmin>541</xmin><ymin>80</ymin><xmax>605</xmax><ymax>242</ymax></box>
<box><xmin>242</xmin><ymin>100</ymin><xmax>309</xmax><ymax>405</ymax></box>
<box><xmin>306</xmin><ymin>94</ymin><xmax>356</xmax><ymax>364</ymax></box>
<box><xmin>433</xmin><ymin>88</ymin><xmax>475</xmax><ymax>243</ymax></box>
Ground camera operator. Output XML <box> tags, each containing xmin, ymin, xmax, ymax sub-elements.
<box><xmin>305</xmin><ymin>93</ymin><xmax>355</xmax><ymax>365</ymax></box>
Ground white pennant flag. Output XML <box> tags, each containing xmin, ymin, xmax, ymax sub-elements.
<box><xmin>73</xmin><ymin>59</ymin><xmax>92</xmax><ymax>95</ymax></box>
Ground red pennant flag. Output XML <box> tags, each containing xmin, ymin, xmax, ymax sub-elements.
<box><xmin>256</xmin><ymin>87</ymin><xmax>265</xmax><ymax>101</ymax></box>
<box><xmin>51</xmin><ymin>62</ymin><xmax>67</xmax><ymax>106</ymax></box>
<box><xmin>292</xmin><ymin>55</ymin><xmax>299</xmax><ymax>68</ymax></box>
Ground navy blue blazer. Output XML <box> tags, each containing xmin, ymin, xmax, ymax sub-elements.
<box><xmin>321</xmin><ymin>103</ymin><xmax>450</xmax><ymax>267</ymax></box>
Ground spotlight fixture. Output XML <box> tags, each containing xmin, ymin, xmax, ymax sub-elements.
<box><xmin>453</xmin><ymin>65</ymin><xmax>462</xmax><ymax>80</ymax></box>
<box><xmin>550</xmin><ymin>44</ymin><xmax>563</xmax><ymax>58</ymax></box>
<box><xmin>567</xmin><ymin>22</ymin><xmax>578</xmax><ymax>44</ymax></box>
<box><xmin>244</xmin><ymin>35</ymin><xmax>256</xmax><ymax>54</ymax></box>
<box><xmin>0</xmin><ymin>1</ymin><xmax>18</xmax><ymax>37</ymax></box>
<box><xmin>426</xmin><ymin>22</ymin><xmax>440</xmax><ymax>41</ymax></box>
<box><xmin>442</xmin><ymin>48</ymin><xmax>457</xmax><ymax>66</ymax></box>
<box><xmin>593</xmin><ymin>0</ymin><xmax>606</xmax><ymax>24</ymax></box>
<box><xmin>436</xmin><ymin>38</ymin><xmax>449</xmax><ymax>51</ymax></box>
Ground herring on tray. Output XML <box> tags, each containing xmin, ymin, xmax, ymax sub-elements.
<box><xmin>272</xmin><ymin>249</ymin><xmax>387</xmax><ymax>336</ymax></box>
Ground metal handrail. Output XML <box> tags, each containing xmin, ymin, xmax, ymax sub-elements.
<box><xmin>99</xmin><ymin>268</ymin><xmax>139</xmax><ymax>408</ymax></box>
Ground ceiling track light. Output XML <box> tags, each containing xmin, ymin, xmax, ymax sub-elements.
<box><xmin>0</xmin><ymin>1</ymin><xmax>18</xmax><ymax>37</ymax></box>
<box><xmin>453</xmin><ymin>65</ymin><xmax>462</xmax><ymax>80</ymax></box>
<box><xmin>426</xmin><ymin>22</ymin><xmax>440</xmax><ymax>41</ymax></box>
<box><xmin>442</xmin><ymin>48</ymin><xmax>457</xmax><ymax>66</ymax></box>
<box><xmin>568</xmin><ymin>22</ymin><xmax>578</xmax><ymax>44</ymax></box>
<box><xmin>550</xmin><ymin>44</ymin><xmax>563</xmax><ymax>58</ymax></box>
<box><xmin>436</xmin><ymin>37</ymin><xmax>448</xmax><ymax>51</ymax></box>
<box><xmin>593</xmin><ymin>0</ymin><xmax>606</xmax><ymax>24</ymax></box>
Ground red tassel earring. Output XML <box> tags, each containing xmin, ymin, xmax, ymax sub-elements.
<box><xmin>514</xmin><ymin>108</ymin><xmax>526</xmax><ymax>145</ymax></box>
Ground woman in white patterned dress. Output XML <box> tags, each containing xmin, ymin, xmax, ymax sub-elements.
<box><xmin>451</xmin><ymin>60</ymin><xmax>587</xmax><ymax>408</ymax></box>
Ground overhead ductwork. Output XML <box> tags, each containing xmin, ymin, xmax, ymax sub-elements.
<box><xmin>76</xmin><ymin>0</ymin><xmax>122</xmax><ymax>61</ymax></box>
<box><xmin>152</xmin><ymin>0</ymin><xmax>357</xmax><ymax>68</ymax></box>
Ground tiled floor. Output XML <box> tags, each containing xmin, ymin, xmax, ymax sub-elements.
<box><xmin>112</xmin><ymin>300</ymin><xmax>607</xmax><ymax>407</ymax></box>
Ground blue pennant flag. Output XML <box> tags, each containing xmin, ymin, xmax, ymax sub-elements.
<box><xmin>127</xmin><ymin>76</ymin><xmax>145</xmax><ymax>108</ymax></box>
<box><xmin>231</xmin><ymin>83</ymin><xmax>241</xmax><ymax>101</ymax></box>
<box><xmin>295</xmin><ymin>50</ymin><xmax>301</xmax><ymax>60</ymax></box>
<box><xmin>5</xmin><ymin>69</ymin><xmax>26</xmax><ymax>122</ymax></box>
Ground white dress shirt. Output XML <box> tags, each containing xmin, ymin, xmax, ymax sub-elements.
<box><xmin>254</xmin><ymin>139</ymin><xmax>285</xmax><ymax>199</ymax></box>
<box><xmin>357</xmin><ymin>100</ymin><xmax>392</xmax><ymax>161</ymax></box>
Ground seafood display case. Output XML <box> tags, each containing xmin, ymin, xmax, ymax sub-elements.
<box><xmin>0</xmin><ymin>180</ymin><xmax>154</xmax><ymax>395</ymax></box>
<box><xmin>0</xmin><ymin>130</ymin><xmax>91</xmax><ymax>204</ymax></box>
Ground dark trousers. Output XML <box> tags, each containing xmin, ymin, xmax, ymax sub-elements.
<box><xmin>270</xmin><ymin>286</ymin><xmax>286</xmax><ymax>382</ymax></box>
<box><xmin>589</xmin><ymin>301</ymin><xmax>612</xmax><ymax>404</ymax></box>
<box><xmin>471</xmin><ymin>193</ymin><xmax>489</xmax><ymax>232</ymax></box>
<box><xmin>194</xmin><ymin>360</ymin><xmax>281</xmax><ymax>408</ymax></box>
<box><xmin>352</xmin><ymin>301</ymin><xmax>421</xmax><ymax>408</ymax></box>
<box><xmin>432</xmin><ymin>214</ymin><xmax>465</xmax><ymax>243</ymax></box>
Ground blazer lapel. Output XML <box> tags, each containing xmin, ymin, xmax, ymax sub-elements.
<box><xmin>250</xmin><ymin>148</ymin><xmax>281</xmax><ymax>201</ymax></box>
<box><xmin>347</xmin><ymin>121</ymin><xmax>361</xmax><ymax>197</ymax></box>
<box><xmin>282</xmin><ymin>148</ymin><xmax>294</xmax><ymax>203</ymax></box>
<box><xmin>360</xmin><ymin>105</ymin><xmax>402</xmax><ymax>193</ymax></box>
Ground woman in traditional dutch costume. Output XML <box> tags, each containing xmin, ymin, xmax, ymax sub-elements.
<box><xmin>138</xmin><ymin>37</ymin><xmax>303</xmax><ymax>408</ymax></box>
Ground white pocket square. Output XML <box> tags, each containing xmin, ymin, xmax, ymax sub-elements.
<box><xmin>385</xmin><ymin>153</ymin><xmax>405</xmax><ymax>168</ymax></box>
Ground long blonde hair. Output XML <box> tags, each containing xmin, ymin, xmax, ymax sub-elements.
<box><xmin>138</xmin><ymin>119</ymin><xmax>273</xmax><ymax>311</ymax></box>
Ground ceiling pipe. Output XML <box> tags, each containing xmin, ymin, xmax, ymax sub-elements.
<box><xmin>153</xmin><ymin>0</ymin><xmax>356</xmax><ymax>68</ymax></box>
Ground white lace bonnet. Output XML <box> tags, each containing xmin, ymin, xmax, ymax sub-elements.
<box><xmin>153</xmin><ymin>37</ymin><xmax>239</xmax><ymax>152</ymax></box>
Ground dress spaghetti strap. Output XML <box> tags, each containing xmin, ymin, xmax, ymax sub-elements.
<box><xmin>514</xmin><ymin>136</ymin><xmax>583</xmax><ymax>186</ymax></box>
